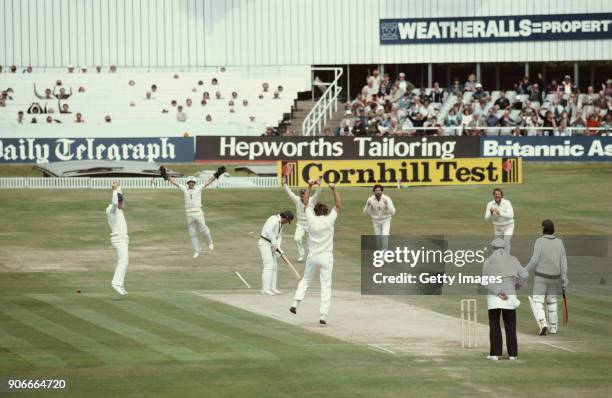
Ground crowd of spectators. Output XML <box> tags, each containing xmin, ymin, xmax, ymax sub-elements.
<box><xmin>336</xmin><ymin>69</ymin><xmax>612</xmax><ymax>136</ymax></box>
<box><xmin>2</xmin><ymin>64</ymin><xmax>287</xmax><ymax>126</ymax></box>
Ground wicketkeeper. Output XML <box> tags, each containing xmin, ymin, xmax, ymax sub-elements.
<box><xmin>259</xmin><ymin>210</ymin><xmax>294</xmax><ymax>295</ymax></box>
<box><xmin>165</xmin><ymin>166</ymin><xmax>225</xmax><ymax>258</ymax></box>
<box><xmin>520</xmin><ymin>220</ymin><xmax>569</xmax><ymax>335</ymax></box>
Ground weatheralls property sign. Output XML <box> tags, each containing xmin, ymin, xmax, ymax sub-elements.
<box><xmin>279</xmin><ymin>158</ymin><xmax>522</xmax><ymax>187</ymax></box>
<box><xmin>196</xmin><ymin>136</ymin><xmax>479</xmax><ymax>161</ymax></box>
<box><xmin>481</xmin><ymin>137</ymin><xmax>612</xmax><ymax>161</ymax></box>
<box><xmin>380</xmin><ymin>13</ymin><xmax>612</xmax><ymax>44</ymax></box>
<box><xmin>0</xmin><ymin>137</ymin><xmax>194</xmax><ymax>164</ymax></box>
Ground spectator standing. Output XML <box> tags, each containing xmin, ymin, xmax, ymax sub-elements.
<box><xmin>464</xmin><ymin>73</ymin><xmax>478</xmax><ymax>92</ymax></box>
<box><xmin>558</xmin><ymin>75</ymin><xmax>576</xmax><ymax>95</ymax></box>
<box><xmin>177</xmin><ymin>105</ymin><xmax>187</xmax><ymax>122</ymax></box>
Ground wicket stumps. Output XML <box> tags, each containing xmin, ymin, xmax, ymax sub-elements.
<box><xmin>460</xmin><ymin>299</ymin><xmax>478</xmax><ymax>348</ymax></box>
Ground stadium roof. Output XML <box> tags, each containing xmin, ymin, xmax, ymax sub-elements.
<box><xmin>33</xmin><ymin>160</ymin><xmax>182</xmax><ymax>178</ymax></box>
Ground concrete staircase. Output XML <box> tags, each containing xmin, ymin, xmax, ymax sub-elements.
<box><xmin>288</xmin><ymin>99</ymin><xmax>345</xmax><ymax>135</ymax></box>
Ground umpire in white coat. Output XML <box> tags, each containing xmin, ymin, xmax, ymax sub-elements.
<box><xmin>259</xmin><ymin>210</ymin><xmax>294</xmax><ymax>295</ymax></box>
<box><xmin>482</xmin><ymin>238</ymin><xmax>524</xmax><ymax>360</ymax></box>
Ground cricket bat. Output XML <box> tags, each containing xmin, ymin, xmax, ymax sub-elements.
<box><xmin>279</xmin><ymin>252</ymin><xmax>301</xmax><ymax>280</ymax></box>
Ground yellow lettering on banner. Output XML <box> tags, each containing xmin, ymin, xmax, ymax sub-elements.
<box><xmin>277</xmin><ymin>158</ymin><xmax>522</xmax><ymax>187</ymax></box>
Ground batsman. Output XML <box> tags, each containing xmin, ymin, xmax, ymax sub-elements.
<box><xmin>162</xmin><ymin>166</ymin><xmax>225</xmax><ymax>258</ymax></box>
<box><xmin>258</xmin><ymin>210</ymin><xmax>295</xmax><ymax>295</ymax></box>
<box><xmin>520</xmin><ymin>219</ymin><xmax>569</xmax><ymax>335</ymax></box>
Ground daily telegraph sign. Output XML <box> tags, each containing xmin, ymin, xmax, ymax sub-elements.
<box><xmin>0</xmin><ymin>137</ymin><xmax>194</xmax><ymax>164</ymax></box>
<box><xmin>380</xmin><ymin>13</ymin><xmax>612</xmax><ymax>44</ymax></box>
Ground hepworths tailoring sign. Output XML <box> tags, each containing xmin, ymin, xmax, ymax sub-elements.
<box><xmin>481</xmin><ymin>137</ymin><xmax>612</xmax><ymax>161</ymax></box>
<box><xmin>380</xmin><ymin>13</ymin><xmax>612</xmax><ymax>44</ymax></box>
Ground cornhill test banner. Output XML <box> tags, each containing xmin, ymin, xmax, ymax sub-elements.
<box><xmin>279</xmin><ymin>158</ymin><xmax>522</xmax><ymax>187</ymax></box>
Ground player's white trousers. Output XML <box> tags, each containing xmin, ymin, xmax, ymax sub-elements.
<box><xmin>186</xmin><ymin>211</ymin><xmax>213</xmax><ymax>251</ymax></box>
<box><xmin>294</xmin><ymin>223</ymin><xmax>308</xmax><ymax>258</ymax></box>
<box><xmin>533</xmin><ymin>276</ymin><xmax>560</xmax><ymax>332</ymax></box>
<box><xmin>293</xmin><ymin>253</ymin><xmax>334</xmax><ymax>318</ymax></box>
<box><xmin>493</xmin><ymin>223</ymin><xmax>514</xmax><ymax>254</ymax></box>
<box><xmin>258</xmin><ymin>240</ymin><xmax>278</xmax><ymax>292</ymax></box>
<box><xmin>372</xmin><ymin>219</ymin><xmax>391</xmax><ymax>250</ymax></box>
<box><xmin>111</xmin><ymin>238</ymin><xmax>129</xmax><ymax>287</ymax></box>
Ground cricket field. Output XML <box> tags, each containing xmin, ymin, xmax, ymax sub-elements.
<box><xmin>1</xmin><ymin>163</ymin><xmax>611</xmax><ymax>397</ymax></box>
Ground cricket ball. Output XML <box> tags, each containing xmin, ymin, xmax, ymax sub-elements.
<box><xmin>77</xmin><ymin>289</ymin><xmax>82</xmax><ymax>294</ymax></box>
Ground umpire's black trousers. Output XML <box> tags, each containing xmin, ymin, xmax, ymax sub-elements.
<box><xmin>488</xmin><ymin>308</ymin><xmax>518</xmax><ymax>357</ymax></box>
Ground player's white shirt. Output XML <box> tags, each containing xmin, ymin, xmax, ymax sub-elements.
<box><xmin>260</xmin><ymin>214</ymin><xmax>284</xmax><ymax>247</ymax></box>
<box><xmin>305</xmin><ymin>207</ymin><xmax>338</xmax><ymax>257</ymax></box>
<box><xmin>363</xmin><ymin>194</ymin><xmax>396</xmax><ymax>222</ymax></box>
<box><xmin>179</xmin><ymin>184</ymin><xmax>205</xmax><ymax>214</ymax></box>
<box><xmin>484</xmin><ymin>198</ymin><xmax>514</xmax><ymax>227</ymax></box>
<box><xmin>283</xmin><ymin>184</ymin><xmax>320</xmax><ymax>226</ymax></box>
<box><xmin>106</xmin><ymin>190</ymin><xmax>128</xmax><ymax>242</ymax></box>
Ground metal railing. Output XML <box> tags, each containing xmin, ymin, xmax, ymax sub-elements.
<box><xmin>0</xmin><ymin>177</ymin><xmax>278</xmax><ymax>190</ymax></box>
<box><xmin>302</xmin><ymin>67</ymin><xmax>343</xmax><ymax>136</ymax></box>
<box><xmin>344</xmin><ymin>125</ymin><xmax>610</xmax><ymax>136</ymax></box>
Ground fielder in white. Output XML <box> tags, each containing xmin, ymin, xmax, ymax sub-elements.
<box><xmin>290</xmin><ymin>179</ymin><xmax>341</xmax><ymax>325</ymax></box>
<box><xmin>282</xmin><ymin>176</ymin><xmax>320</xmax><ymax>262</ymax></box>
<box><xmin>363</xmin><ymin>184</ymin><xmax>395</xmax><ymax>249</ymax></box>
<box><xmin>259</xmin><ymin>210</ymin><xmax>295</xmax><ymax>295</ymax></box>
<box><xmin>484</xmin><ymin>188</ymin><xmax>515</xmax><ymax>253</ymax></box>
<box><xmin>169</xmin><ymin>175</ymin><xmax>216</xmax><ymax>258</ymax></box>
<box><xmin>106</xmin><ymin>181</ymin><xmax>129</xmax><ymax>296</ymax></box>
<box><xmin>520</xmin><ymin>219</ymin><xmax>569</xmax><ymax>335</ymax></box>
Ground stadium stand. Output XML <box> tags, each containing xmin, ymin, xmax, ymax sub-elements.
<box><xmin>337</xmin><ymin>71</ymin><xmax>612</xmax><ymax>137</ymax></box>
<box><xmin>0</xmin><ymin>67</ymin><xmax>309</xmax><ymax>138</ymax></box>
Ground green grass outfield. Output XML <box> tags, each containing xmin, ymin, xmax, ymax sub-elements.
<box><xmin>1</xmin><ymin>163</ymin><xmax>611</xmax><ymax>397</ymax></box>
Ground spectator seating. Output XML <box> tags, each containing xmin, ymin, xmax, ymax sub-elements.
<box><xmin>0</xmin><ymin>68</ymin><xmax>308</xmax><ymax>137</ymax></box>
<box><xmin>339</xmin><ymin>74</ymin><xmax>610</xmax><ymax>137</ymax></box>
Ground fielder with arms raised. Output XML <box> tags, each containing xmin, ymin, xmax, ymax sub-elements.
<box><xmin>290</xmin><ymin>178</ymin><xmax>341</xmax><ymax>325</ymax></box>
<box><xmin>282</xmin><ymin>176</ymin><xmax>320</xmax><ymax>261</ymax></box>
<box><xmin>484</xmin><ymin>188</ymin><xmax>515</xmax><ymax>253</ymax></box>
<box><xmin>168</xmin><ymin>175</ymin><xmax>217</xmax><ymax>258</ymax></box>
<box><xmin>107</xmin><ymin>181</ymin><xmax>129</xmax><ymax>295</ymax></box>
<box><xmin>520</xmin><ymin>219</ymin><xmax>569</xmax><ymax>336</ymax></box>
<box><xmin>259</xmin><ymin>210</ymin><xmax>294</xmax><ymax>295</ymax></box>
<box><xmin>363</xmin><ymin>184</ymin><xmax>395</xmax><ymax>249</ymax></box>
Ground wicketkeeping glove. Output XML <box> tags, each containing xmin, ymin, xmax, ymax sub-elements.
<box><xmin>213</xmin><ymin>166</ymin><xmax>226</xmax><ymax>179</ymax></box>
<box><xmin>159</xmin><ymin>166</ymin><xmax>169</xmax><ymax>181</ymax></box>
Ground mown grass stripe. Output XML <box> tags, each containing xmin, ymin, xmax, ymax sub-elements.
<box><xmin>104</xmin><ymin>299</ymin><xmax>277</xmax><ymax>361</ymax></box>
<box><xmin>19</xmin><ymin>295</ymin><xmax>178</xmax><ymax>366</ymax></box>
<box><xmin>30</xmin><ymin>294</ymin><xmax>208</xmax><ymax>364</ymax></box>
<box><xmin>0</xmin><ymin>326</ymin><xmax>67</xmax><ymax>368</ymax></box>
<box><xmin>0</xmin><ymin>303</ymin><xmax>107</xmax><ymax>367</ymax></box>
